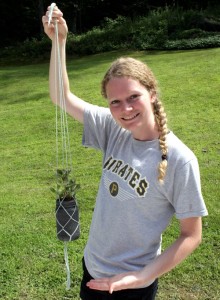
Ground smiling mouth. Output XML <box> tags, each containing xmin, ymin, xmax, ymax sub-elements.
<box><xmin>122</xmin><ymin>113</ymin><xmax>140</xmax><ymax>121</ymax></box>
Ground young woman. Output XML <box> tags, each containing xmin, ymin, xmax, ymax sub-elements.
<box><xmin>42</xmin><ymin>5</ymin><xmax>208</xmax><ymax>300</ymax></box>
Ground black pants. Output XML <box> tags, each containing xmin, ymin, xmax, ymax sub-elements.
<box><xmin>80</xmin><ymin>259</ymin><xmax>158</xmax><ymax>300</ymax></box>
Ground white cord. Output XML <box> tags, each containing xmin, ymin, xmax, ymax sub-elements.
<box><xmin>48</xmin><ymin>3</ymin><xmax>56</xmax><ymax>26</ymax></box>
<box><xmin>64</xmin><ymin>242</ymin><xmax>71</xmax><ymax>290</ymax></box>
<box><xmin>54</xmin><ymin>18</ymin><xmax>72</xmax><ymax>290</ymax></box>
<box><xmin>54</xmin><ymin>20</ymin><xmax>72</xmax><ymax>171</ymax></box>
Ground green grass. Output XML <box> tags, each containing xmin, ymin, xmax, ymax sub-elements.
<box><xmin>0</xmin><ymin>48</ymin><xmax>219</xmax><ymax>299</ymax></box>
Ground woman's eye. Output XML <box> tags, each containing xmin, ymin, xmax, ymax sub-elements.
<box><xmin>130</xmin><ymin>94</ymin><xmax>139</xmax><ymax>101</ymax></box>
<box><xmin>110</xmin><ymin>100</ymin><xmax>120</xmax><ymax>106</ymax></box>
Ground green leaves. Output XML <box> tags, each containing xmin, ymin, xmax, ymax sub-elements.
<box><xmin>50</xmin><ymin>169</ymin><xmax>80</xmax><ymax>200</ymax></box>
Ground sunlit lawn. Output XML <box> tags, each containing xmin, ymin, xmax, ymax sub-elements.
<box><xmin>0</xmin><ymin>48</ymin><xmax>219</xmax><ymax>299</ymax></box>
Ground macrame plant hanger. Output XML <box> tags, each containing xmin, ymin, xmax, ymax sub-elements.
<box><xmin>52</xmin><ymin>11</ymin><xmax>80</xmax><ymax>290</ymax></box>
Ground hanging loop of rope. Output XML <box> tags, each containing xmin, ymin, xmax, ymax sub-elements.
<box><xmin>54</xmin><ymin>19</ymin><xmax>72</xmax><ymax>172</ymax></box>
<box><xmin>53</xmin><ymin>13</ymin><xmax>74</xmax><ymax>291</ymax></box>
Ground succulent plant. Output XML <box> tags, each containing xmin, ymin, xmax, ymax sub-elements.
<box><xmin>51</xmin><ymin>169</ymin><xmax>80</xmax><ymax>201</ymax></box>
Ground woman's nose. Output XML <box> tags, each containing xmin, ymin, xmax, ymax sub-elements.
<box><xmin>122</xmin><ymin>102</ymin><xmax>133</xmax><ymax>112</ymax></box>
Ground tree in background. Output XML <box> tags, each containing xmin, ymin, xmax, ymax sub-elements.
<box><xmin>0</xmin><ymin>0</ymin><xmax>219</xmax><ymax>47</ymax></box>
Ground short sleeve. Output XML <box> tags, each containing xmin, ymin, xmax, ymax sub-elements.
<box><xmin>82</xmin><ymin>105</ymin><xmax>113</xmax><ymax>151</ymax></box>
<box><xmin>171</xmin><ymin>158</ymin><xmax>208</xmax><ymax>219</ymax></box>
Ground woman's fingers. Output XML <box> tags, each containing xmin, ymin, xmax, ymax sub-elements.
<box><xmin>86</xmin><ymin>278</ymin><xmax>110</xmax><ymax>291</ymax></box>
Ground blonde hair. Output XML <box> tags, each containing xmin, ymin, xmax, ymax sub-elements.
<box><xmin>101</xmin><ymin>57</ymin><xmax>168</xmax><ymax>183</ymax></box>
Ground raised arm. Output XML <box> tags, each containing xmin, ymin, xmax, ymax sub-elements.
<box><xmin>42</xmin><ymin>5</ymin><xmax>87</xmax><ymax>123</ymax></box>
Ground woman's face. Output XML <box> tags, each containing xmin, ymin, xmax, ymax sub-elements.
<box><xmin>105</xmin><ymin>77</ymin><xmax>158</xmax><ymax>141</ymax></box>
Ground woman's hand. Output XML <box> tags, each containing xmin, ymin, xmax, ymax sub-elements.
<box><xmin>42</xmin><ymin>4</ymin><xmax>68</xmax><ymax>42</ymax></box>
<box><xmin>86</xmin><ymin>270</ymin><xmax>147</xmax><ymax>294</ymax></box>
<box><xmin>86</xmin><ymin>217</ymin><xmax>202</xmax><ymax>294</ymax></box>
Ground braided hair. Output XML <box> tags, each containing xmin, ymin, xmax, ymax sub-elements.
<box><xmin>101</xmin><ymin>57</ymin><xmax>168</xmax><ymax>183</ymax></box>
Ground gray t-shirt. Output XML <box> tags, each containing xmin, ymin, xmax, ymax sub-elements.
<box><xmin>82</xmin><ymin>105</ymin><xmax>208</xmax><ymax>279</ymax></box>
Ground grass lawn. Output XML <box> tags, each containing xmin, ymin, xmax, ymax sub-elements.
<box><xmin>0</xmin><ymin>48</ymin><xmax>219</xmax><ymax>299</ymax></box>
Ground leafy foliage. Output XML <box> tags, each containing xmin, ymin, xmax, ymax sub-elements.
<box><xmin>1</xmin><ymin>0</ymin><xmax>220</xmax><ymax>47</ymax></box>
<box><xmin>1</xmin><ymin>6</ymin><xmax>220</xmax><ymax>62</ymax></box>
<box><xmin>165</xmin><ymin>35</ymin><xmax>220</xmax><ymax>49</ymax></box>
<box><xmin>50</xmin><ymin>169</ymin><xmax>80</xmax><ymax>201</ymax></box>
<box><xmin>70</xmin><ymin>7</ymin><xmax>220</xmax><ymax>54</ymax></box>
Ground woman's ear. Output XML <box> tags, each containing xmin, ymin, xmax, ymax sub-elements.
<box><xmin>150</xmin><ymin>92</ymin><xmax>157</xmax><ymax>103</ymax></box>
